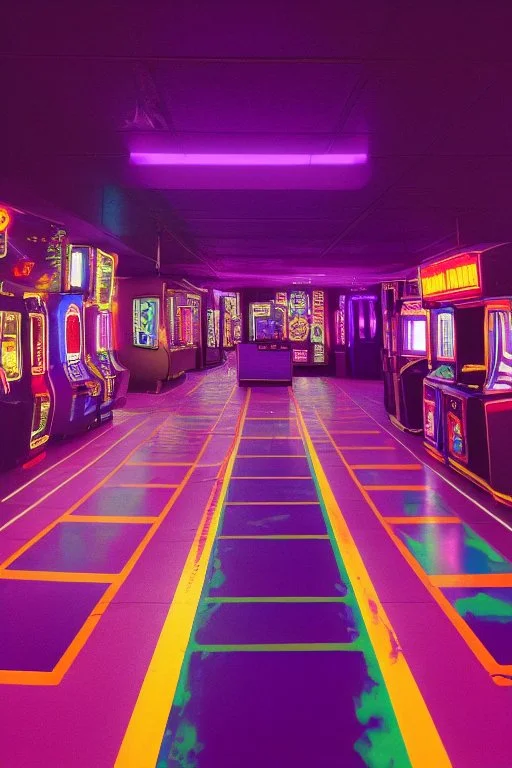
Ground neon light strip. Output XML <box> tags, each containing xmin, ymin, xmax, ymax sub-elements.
<box><xmin>130</xmin><ymin>152</ymin><xmax>368</xmax><ymax>166</ymax></box>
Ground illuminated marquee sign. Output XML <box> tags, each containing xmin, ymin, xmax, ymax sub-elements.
<box><xmin>310</xmin><ymin>290</ymin><xmax>325</xmax><ymax>362</ymax></box>
<box><xmin>252</xmin><ymin>303</ymin><xmax>271</xmax><ymax>317</ymax></box>
<box><xmin>0</xmin><ymin>207</ymin><xmax>11</xmax><ymax>259</ymax></box>
<box><xmin>275</xmin><ymin>292</ymin><xmax>287</xmax><ymax>306</ymax></box>
<box><xmin>336</xmin><ymin>295</ymin><xmax>346</xmax><ymax>346</ymax></box>
<box><xmin>420</xmin><ymin>253</ymin><xmax>481</xmax><ymax>301</ymax></box>
<box><xmin>293</xmin><ymin>348</ymin><xmax>308</xmax><ymax>363</ymax></box>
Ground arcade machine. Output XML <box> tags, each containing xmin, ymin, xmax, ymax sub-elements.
<box><xmin>0</xmin><ymin>205</ymin><xmax>56</xmax><ymax>469</ymax></box>
<box><xmin>166</xmin><ymin>285</ymin><xmax>202</xmax><ymax>376</ymax></box>
<box><xmin>77</xmin><ymin>245</ymin><xmax>129</xmax><ymax>420</ymax></box>
<box><xmin>346</xmin><ymin>289</ymin><xmax>382</xmax><ymax>378</ymax></box>
<box><xmin>116</xmin><ymin>277</ymin><xmax>202</xmax><ymax>391</ymax></box>
<box><xmin>381</xmin><ymin>279</ymin><xmax>428</xmax><ymax>432</ymax></box>
<box><xmin>46</xmin><ymin>243</ymin><xmax>103</xmax><ymax>436</ymax></box>
<box><xmin>421</xmin><ymin>245</ymin><xmax>512</xmax><ymax>504</ymax></box>
<box><xmin>222</xmin><ymin>292</ymin><xmax>241</xmax><ymax>349</ymax></box>
<box><xmin>206</xmin><ymin>289</ymin><xmax>222</xmax><ymax>365</ymax></box>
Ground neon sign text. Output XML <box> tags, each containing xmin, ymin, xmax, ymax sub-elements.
<box><xmin>420</xmin><ymin>253</ymin><xmax>481</xmax><ymax>300</ymax></box>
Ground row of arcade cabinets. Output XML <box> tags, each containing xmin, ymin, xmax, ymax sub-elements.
<box><xmin>245</xmin><ymin>288</ymin><xmax>381</xmax><ymax>376</ymax></box>
<box><xmin>206</xmin><ymin>291</ymin><xmax>241</xmax><ymax>365</ymax></box>
<box><xmin>115</xmin><ymin>277</ymin><xmax>203</xmax><ymax>392</ymax></box>
<box><xmin>0</xmin><ymin>205</ymin><xmax>128</xmax><ymax>472</ymax></box>
<box><xmin>381</xmin><ymin>280</ymin><xmax>428</xmax><ymax>432</ymax></box>
<box><xmin>419</xmin><ymin>245</ymin><xmax>512</xmax><ymax>505</ymax></box>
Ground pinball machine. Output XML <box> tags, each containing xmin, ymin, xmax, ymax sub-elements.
<box><xmin>421</xmin><ymin>245</ymin><xmax>512</xmax><ymax>505</ymax></box>
<box><xmin>381</xmin><ymin>279</ymin><xmax>428</xmax><ymax>432</ymax></box>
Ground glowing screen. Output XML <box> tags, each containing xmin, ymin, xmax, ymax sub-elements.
<box><xmin>133</xmin><ymin>298</ymin><xmax>159</xmax><ymax>349</ymax></box>
<box><xmin>69</xmin><ymin>248</ymin><xmax>85</xmax><ymax>290</ymax></box>
<box><xmin>30</xmin><ymin>313</ymin><xmax>47</xmax><ymax>374</ymax></box>
<box><xmin>402</xmin><ymin>317</ymin><xmax>427</xmax><ymax>354</ymax></box>
<box><xmin>437</xmin><ymin>311</ymin><xmax>455</xmax><ymax>360</ymax></box>
<box><xmin>0</xmin><ymin>311</ymin><xmax>22</xmax><ymax>380</ymax></box>
<box><xmin>65</xmin><ymin>305</ymin><xmax>82</xmax><ymax>361</ymax></box>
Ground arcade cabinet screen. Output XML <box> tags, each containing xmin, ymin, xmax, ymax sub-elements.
<box><xmin>69</xmin><ymin>248</ymin><xmax>85</xmax><ymax>290</ymax></box>
<box><xmin>402</xmin><ymin>316</ymin><xmax>427</xmax><ymax>355</ymax></box>
<box><xmin>97</xmin><ymin>311</ymin><xmax>112</xmax><ymax>352</ymax></box>
<box><xmin>487</xmin><ymin>310</ymin><xmax>512</xmax><ymax>390</ymax></box>
<box><xmin>96</xmin><ymin>251</ymin><xmax>114</xmax><ymax>308</ymax></box>
<box><xmin>65</xmin><ymin>308</ymin><xmax>82</xmax><ymax>358</ymax></box>
<box><xmin>30</xmin><ymin>314</ymin><xmax>47</xmax><ymax>374</ymax></box>
<box><xmin>0</xmin><ymin>310</ymin><xmax>22</xmax><ymax>380</ymax></box>
<box><xmin>437</xmin><ymin>311</ymin><xmax>455</xmax><ymax>360</ymax></box>
<box><xmin>133</xmin><ymin>298</ymin><xmax>159</xmax><ymax>349</ymax></box>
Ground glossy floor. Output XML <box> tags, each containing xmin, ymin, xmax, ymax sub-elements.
<box><xmin>0</xmin><ymin>366</ymin><xmax>511</xmax><ymax>767</ymax></box>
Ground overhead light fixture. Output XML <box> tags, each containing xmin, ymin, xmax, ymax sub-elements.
<box><xmin>130</xmin><ymin>152</ymin><xmax>368</xmax><ymax>167</ymax></box>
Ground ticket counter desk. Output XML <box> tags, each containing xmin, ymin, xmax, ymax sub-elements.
<box><xmin>237</xmin><ymin>343</ymin><xmax>292</xmax><ymax>386</ymax></box>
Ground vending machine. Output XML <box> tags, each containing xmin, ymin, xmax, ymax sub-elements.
<box><xmin>381</xmin><ymin>279</ymin><xmax>428</xmax><ymax>432</ymax></box>
<box><xmin>78</xmin><ymin>246</ymin><xmax>129</xmax><ymax>420</ymax></box>
<box><xmin>421</xmin><ymin>245</ymin><xmax>512</xmax><ymax>504</ymax></box>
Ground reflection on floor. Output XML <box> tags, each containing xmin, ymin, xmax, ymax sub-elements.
<box><xmin>0</xmin><ymin>368</ymin><xmax>511</xmax><ymax>768</ymax></box>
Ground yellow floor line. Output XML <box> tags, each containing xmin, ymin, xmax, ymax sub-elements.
<box><xmin>115</xmin><ymin>388</ymin><xmax>251</xmax><ymax>768</ymax></box>
<box><xmin>292</xmin><ymin>393</ymin><xmax>451</xmax><ymax>768</ymax></box>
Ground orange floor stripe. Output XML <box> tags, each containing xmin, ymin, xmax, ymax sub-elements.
<box><xmin>364</xmin><ymin>485</ymin><xmax>429</xmax><ymax>491</ymax></box>
<box><xmin>350</xmin><ymin>464</ymin><xmax>423</xmax><ymax>470</ymax></box>
<box><xmin>68</xmin><ymin>515</ymin><xmax>158</xmax><ymax>524</ymax></box>
<box><xmin>430</xmin><ymin>573</ymin><xmax>512</xmax><ymax>587</ymax></box>
<box><xmin>0</xmin><ymin>570</ymin><xmax>114</xmax><ymax>583</ymax></box>
<box><xmin>384</xmin><ymin>516</ymin><xmax>459</xmax><ymax>525</ymax></box>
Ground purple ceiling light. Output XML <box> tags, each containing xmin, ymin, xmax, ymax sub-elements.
<box><xmin>130</xmin><ymin>152</ymin><xmax>368</xmax><ymax>166</ymax></box>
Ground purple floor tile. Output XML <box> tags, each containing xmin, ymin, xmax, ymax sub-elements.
<box><xmin>334</xmin><ymin>432</ymin><xmax>395</xmax><ymax>448</ymax></box>
<box><xmin>208</xmin><ymin>539</ymin><xmax>347</xmax><ymax>597</ymax></box>
<box><xmin>227</xmin><ymin>478</ymin><xmax>317</xmax><ymax>502</ymax></box>
<box><xmin>393</xmin><ymin>522</ymin><xmax>512</xmax><ymax>575</ymax></box>
<box><xmin>70</xmin><ymin>486</ymin><xmax>173</xmax><ymax>518</ymax></box>
<box><xmin>368</xmin><ymin>488</ymin><xmax>457</xmax><ymax>518</ymax></box>
<box><xmin>107</xmin><ymin>464</ymin><xmax>188</xmax><ymax>486</ymax></box>
<box><xmin>159</xmin><ymin>651</ymin><xmax>374</xmax><ymax>768</ymax></box>
<box><xmin>0</xmin><ymin>579</ymin><xmax>107</xmax><ymax>671</ymax></box>
<box><xmin>441</xmin><ymin>587</ymin><xmax>512</xmax><ymax>665</ymax></box>
<box><xmin>355</xmin><ymin>467</ymin><xmax>428</xmax><ymax>486</ymax></box>
<box><xmin>7</xmin><ymin>521</ymin><xmax>151</xmax><ymax>573</ymax></box>
<box><xmin>242</xmin><ymin>419</ymin><xmax>300</xmax><ymax>438</ymax></box>
<box><xmin>221</xmin><ymin>503</ymin><xmax>326</xmax><ymax>535</ymax></box>
<box><xmin>237</xmin><ymin>438</ymin><xmax>306</xmax><ymax>456</ymax></box>
<box><xmin>195</xmin><ymin>601</ymin><xmax>358</xmax><ymax>645</ymax></box>
<box><xmin>232</xmin><ymin>456</ymin><xmax>310</xmax><ymax>477</ymax></box>
<box><xmin>343</xmin><ymin>447</ymin><xmax>416</xmax><ymax>465</ymax></box>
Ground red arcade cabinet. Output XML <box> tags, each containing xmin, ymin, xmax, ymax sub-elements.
<box><xmin>381</xmin><ymin>279</ymin><xmax>428</xmax><ymax>432</ymax></box>
<box><xmin>76</xmin><ymin>246</ymin><xmax>129</xmax><ymax>419</ymax></box>
<box><xmin>0</xmin><ymin>205</ymin><xmax>55</xmax><ymax>469</ymax></box>
<box><xmin>421</xmin><ymin>245</ymin><xmax>512</xmax><ymax>505</ymax></box>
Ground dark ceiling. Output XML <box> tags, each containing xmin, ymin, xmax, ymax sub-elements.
<box><xmin>2</xmin><ymin>1</ymin><xmax>512</xmax><ymax>287</ymax></box>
